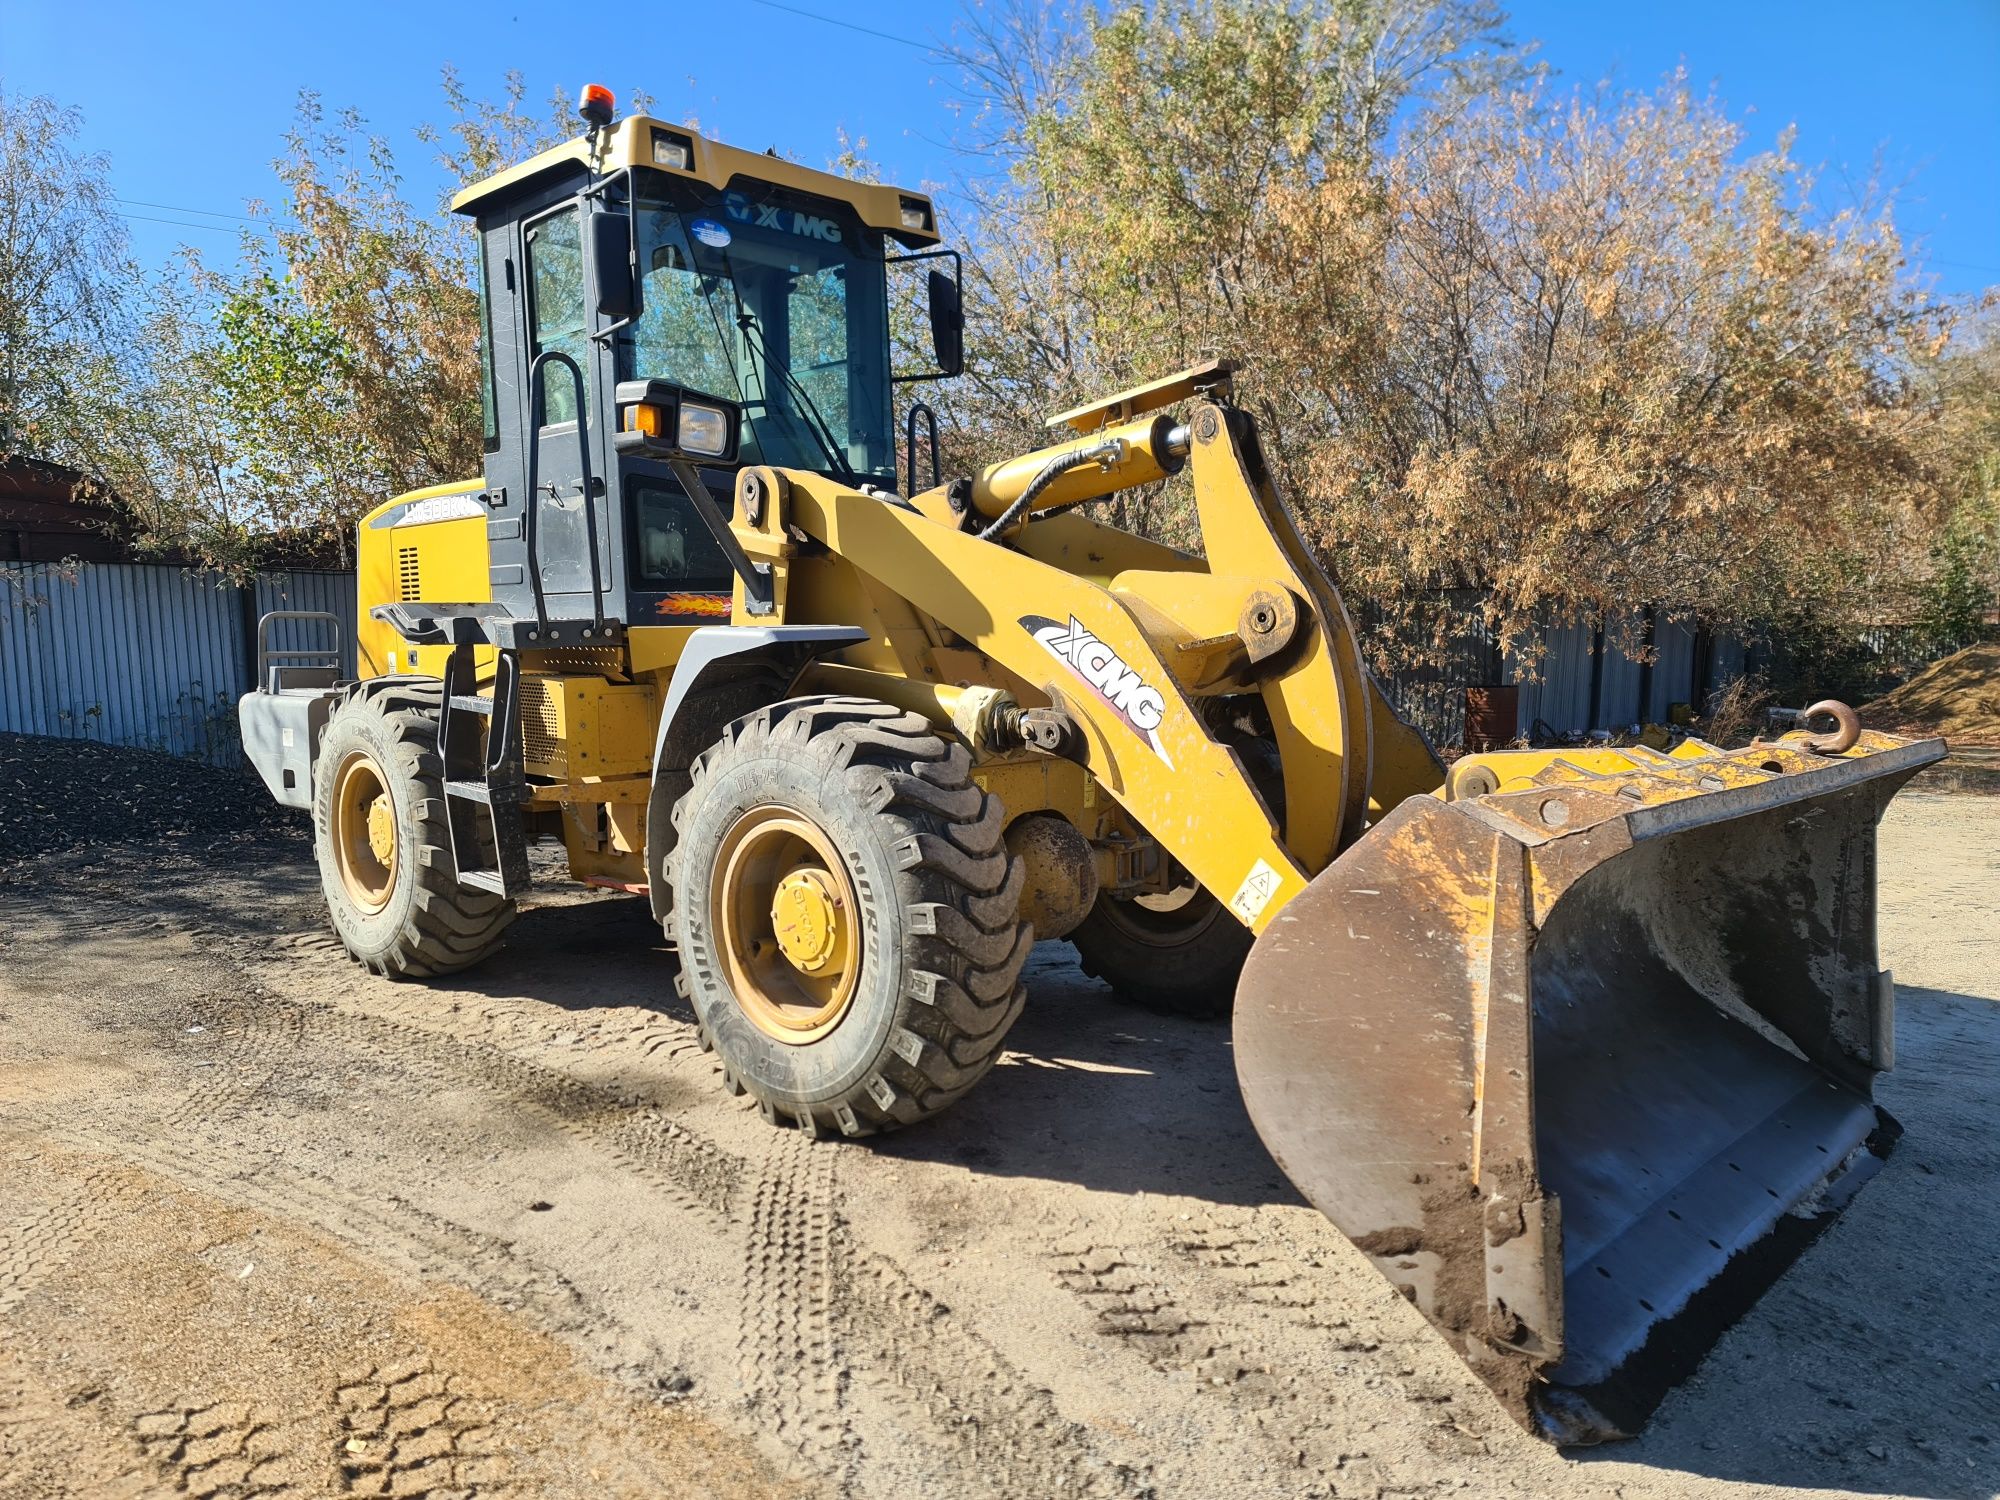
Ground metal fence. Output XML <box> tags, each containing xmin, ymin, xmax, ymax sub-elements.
<box><xmin>1365</xmin><ymin>595</ymin><xmax>1754</xmax><ymax>748</ymax></box>
<box><xmin>0</xmin><ymin>563</ymin><xmax>355</xmax><ymax>766</ymax></box>
<box><xmin>0</xmin><ymin>561</ymin><xmax>1965</xmax><ymax>764</ymax></box>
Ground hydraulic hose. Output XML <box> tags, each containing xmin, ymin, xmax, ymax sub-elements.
<box><xmin>975</xmin><ymin>437</ymin><xmax>1125</xmax><ymax>543</ymax></box>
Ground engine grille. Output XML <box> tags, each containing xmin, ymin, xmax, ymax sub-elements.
<box><xmin>518</xmin><ymin>676</ymin><xmax>565</xmax><ymax>776</ymax></box>
<box><xmin>397</xmin><ymin>547</ymin><xmax>422</xmax><ymax>601</ymax></box>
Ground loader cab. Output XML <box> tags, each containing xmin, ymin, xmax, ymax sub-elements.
<box><xmin>457</xmin><ymin>100</ymin><xmax>957</xmax><ymax>631</ymax></box>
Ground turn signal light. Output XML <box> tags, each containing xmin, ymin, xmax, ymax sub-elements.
<box><xmin>627</xmin><ymin>401</ymin><xmax>666</xmax><ymax>438</ymax></box>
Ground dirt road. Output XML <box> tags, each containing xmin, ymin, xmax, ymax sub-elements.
<box><xmin>2</xmin><ymin>783</ymin><xmax>1996</xmax><ymax>1499</ymax></box>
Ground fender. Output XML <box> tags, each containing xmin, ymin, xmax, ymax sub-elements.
<box><xmin>644</xmin><ymin>624</ymin><xmax>869</xmax><ymax>923</ymax></box>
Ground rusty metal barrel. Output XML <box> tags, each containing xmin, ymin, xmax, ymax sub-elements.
<box><xmin>1463</xmin><ymin>685</ymin><xmax>1519</xmax><ymax>752</ymax></box>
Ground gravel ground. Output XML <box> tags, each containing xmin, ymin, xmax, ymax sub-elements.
<box><xmin>0</xmin><ymin>763</ymin><xmax>1995</xmax><ymax>1499</ymax></box>
<box><xmin>0</xmin><ymin>733</ymin><xmax>305</xmax><ymax>865</ymax></box>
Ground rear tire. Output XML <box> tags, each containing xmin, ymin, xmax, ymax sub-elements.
<box><xmin>1069</xmin><ymin>884</ymin><xmax>1252</xmax><ymax>1019</ymax></box>
<box><xmin>312</xmin><ymin>682</ymin><xmax>515</xmax><ymax>978</ymax></box>
<box><xmin>669</xmin><ymin>696</ymin><xmax>1030</xmax><ymax>1136</ymax></box>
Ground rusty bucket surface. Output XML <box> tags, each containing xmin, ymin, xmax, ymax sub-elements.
<box><xmin>1233</xmin><ymin>730</ymin><xmax>1944</xmax><ymax>1442</ymax></box>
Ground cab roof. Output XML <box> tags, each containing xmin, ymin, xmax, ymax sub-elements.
<box><xmin>449</xmin><ymin>114</ymin><xmax>941</xmax><ymax>247</ymax></box>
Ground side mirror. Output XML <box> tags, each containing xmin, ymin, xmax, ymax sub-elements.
<box><xmin>587</xmin><ymin>208</ymin><xmax>639</xmax><ymax>323</ymax></box>
<box><xmin>889</xmin><ymin>249</ymin><xmax>965</xmax><ymax>384</ymax></box>
<box><xmin>612</xmin><ymin>378</ymin><xmax>741</xmax><ymax>465</ymax></box>
<box><xmin>927</xmin><ymin>267</ymin><xmax>964</xmax><ymax>377</ymax></box>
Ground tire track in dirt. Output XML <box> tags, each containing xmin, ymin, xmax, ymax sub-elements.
<box><xmin>242</xmin><ymin>916</ymin><xmax>1174</xmax><ymax>1499</ymax></box>
<box><xmin>161</xmin><ymin>962</ymin><xmax>746</xmax><ymax>1227</ymax></box>
<box><xmin>247</xmin><ymin>921</ymin><xmax>1164</xmax><ymax>1498</ymax></box>
<box><xmin>127</xmin><ymin>1398</ymin><xmax>318</xmax><ymax>1498</ymax></box>
<box><xmin>0</xmin><ymin>1151</ymin><xmax>148</xmax><ymax>1320</ymax></box>
<box><xmin>0</xmin><ymin>1137</ymin><xmax>790</xmax><ymax>1500</ymax></box>
<box><xmin>837</xmin><ymin>1249</ymin><xmax>1154</xmax><ymax>1499</ymax></box>
<box><xmin>330</xmin><ymin>1359</ymin><xmax>514</xmax><ymax>1496</ymax></box>
<box><xmin>50</xmin><ymin>1127</ymin><xmax>597</xmax><ymax>1341</ymax></box>
<box><xmin>1047</xmin><ymin>1214</ymin><xmax>1501</xmax><ymax>1494</ymax></box>
<box><xmin>739</xmin><ymin>1127</ymin><xmax>855</xmax><ymax>1487</ymax></box>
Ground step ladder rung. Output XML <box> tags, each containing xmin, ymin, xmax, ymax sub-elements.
<box><xmin>449</xmin><ymin>695</ymin><xmax>495</xmax><ymax>715</ymax></box>
<box><xmin>443</xmin><ymin>779</ymin><xmax>491</xmax><ymax>804</ymax></box>
<box><xmin>456</xmin><ymin>869</ymin><xmax>510</xmax><ymax>896</ymax></box>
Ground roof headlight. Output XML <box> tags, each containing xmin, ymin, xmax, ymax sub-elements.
<box><xmin>898</xmin><ymin>196</ymin><xmax>931</xmax><ymax>232</ymax></box>
<box><xmin>652</xmin><ymin>128</ymin><xmax>696</xmax><ymax>171</ymax></box>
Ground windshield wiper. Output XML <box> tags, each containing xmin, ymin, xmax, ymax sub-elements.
<box><xmin>734</xmin><ymin>309</ymin><xmax>858</xmax><ymax>484</ymax></box>
<box><xmin>697</xmin><ymin>233</ymin><xmax>857</xmax><ymax>484</ymax></box>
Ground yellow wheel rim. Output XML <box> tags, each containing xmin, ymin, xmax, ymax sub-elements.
<box><xmin>712</xmin><ymin>805</ymin><xmax>862</xmax><ymax>1045</ymax></box>
<box><xmin>332</xmin><ymin>749</ymin><xmax>398</xmax><ymax>915</ymax></box>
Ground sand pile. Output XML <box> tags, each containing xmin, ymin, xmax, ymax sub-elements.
<box><xmin>1860</xmin><ymin>642</ymin><xmax>2000</xmax><ymax>744</ymax></box>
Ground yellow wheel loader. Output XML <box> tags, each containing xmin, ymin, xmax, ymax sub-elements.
<box><xmin>239</xmin><ymin>86</ymin><xmax>1946</xmax><ymax>1444</ymax></box>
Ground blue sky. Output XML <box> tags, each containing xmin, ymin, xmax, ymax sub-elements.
<box><xmin>4</xmin><ymin>0</ymin><xmax>1996</xmax><ymax>295</ymax></box>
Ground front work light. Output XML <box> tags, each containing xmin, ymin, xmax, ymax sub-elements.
<box><xmin>898</xmin><ymin>196</ymin><xmax>931</xmax><ymax>232</ymax></box>
<box><xmin>613</xmin><ymin>379</ymin><xmax>741</xmax><ymax>465</ymax></box>
<box><xmin>676</xmin><ymin>403</ymin><xmax>731</xmax><ymax>458</ymax></box>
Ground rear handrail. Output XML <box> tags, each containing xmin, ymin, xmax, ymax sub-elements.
<box><xmin>256</xmin><ymin>610</ymin><xmax>341</xmax><ymax>694</ymax></box>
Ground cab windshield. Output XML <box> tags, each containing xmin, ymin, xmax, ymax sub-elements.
<box><xmin>624</xmin><ymin>182</ymin><xmax>893</xmax><ymax>484</ymax></box>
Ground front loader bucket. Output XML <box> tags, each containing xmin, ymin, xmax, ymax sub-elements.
<box><xmin>1234</xmin><ymin>730</ymin><xmax>1944</xmax><ymax>1443</ymax></box>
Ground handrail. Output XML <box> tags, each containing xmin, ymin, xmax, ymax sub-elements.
<box><xmin>523</xmin><ymin>348</ymin><xmax>607</xmax><ymax>635</ymax></box>
<box><xmin>255</xmin><ymin>610</ymin><xmax>341</xmax><ymax>693</ymax></box>
<box><xmin>904</xmin><ymin>400</ymin><xmax>941</xmax><ymax>498</ymax></box>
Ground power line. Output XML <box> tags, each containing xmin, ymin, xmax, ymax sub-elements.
<box><xmin>739</xmin><ymin>0</ymin><xmax>936</xmax><ymax>53</ymax></box>
<box><xmin>116</xmin><ymin>196</ymin><xmax>269</xmax><ymax>227</ymax></box>
<box><xmin>112</xmin><ymin>209</ymin><xmax>271</xmax><ymax>238</ymax></box>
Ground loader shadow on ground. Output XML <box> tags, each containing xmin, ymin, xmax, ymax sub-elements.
<box><xmin>1582</xmin><ymin>983</ymin><xmax>2000</xmax><ymax>1499</ymax></box>
<box><xmin>450</xmin><ymin>895</ymin><xmax>1305</xmax><ymax>1210</ymax></box>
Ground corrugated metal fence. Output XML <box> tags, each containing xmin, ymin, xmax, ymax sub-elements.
<box><xmin>1366</xmin><ymin>594</ymin><xmax>1753</xmax><ymax>748</ymax></box>
<box><xmin>0</xmin><ymin>563</ymin><xmax>354</xmax><ymax>766</ymax></box>
<box><xmin>0</xmin><ymin>561</ymin><xmax>1864</xmax><ymax>763</ymax></box>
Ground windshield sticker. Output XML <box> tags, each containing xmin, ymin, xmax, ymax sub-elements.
<box><xmin>1021</xmin><ymin>613</ymin><xmax>1173</xmax><ymax>767</ymax></box>
<box><xmin>721</xmin><ymin>191</ymin><xmax>844</xmax><ymax>244</ymax></box>
<box><xmin>690</xmin><ymin>217</ymin><xmax>733</xmax><ymax>248</ymax></box>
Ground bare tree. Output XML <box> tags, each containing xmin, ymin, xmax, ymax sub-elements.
<box><xmin>0</xmin><ymin>88</ymin><xmax>141</xmax><ymax>476</ymax></box>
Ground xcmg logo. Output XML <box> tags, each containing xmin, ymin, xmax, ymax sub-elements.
<box><xmin>721</xmin><ymin>192</ymin><xmax>844</xmax><ymax>243</ymax></box>
<box><xmin>1021</xmin><ymin>614</ymin><xmax>1173</xmax><ymax>766</ymax></box>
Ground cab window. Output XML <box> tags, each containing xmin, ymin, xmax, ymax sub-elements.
<box><xmin>524</xmin><ymin>206</ymin><xmax>587</xmax><ymax>426</ymax></box>
<box><xmin>629</xmin><ymin>480</ymin><xmax>732</xmax><ymax>591</ymax></box>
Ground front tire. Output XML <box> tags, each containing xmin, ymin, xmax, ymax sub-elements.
<box><xmin>312</xmin><ymin>682</ymin><xmax>515</xmax><ymax>978</ymax></box>
<box><xmin>669</xmin><ymin>697</ymin><xmax>1030</xmax><ymax>1136</ymax></box>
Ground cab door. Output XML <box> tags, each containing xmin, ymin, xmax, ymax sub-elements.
<box><xmin>518</xmin><ymin>198</ymin><xmax>613</xmax><ymax>620</ymax></box>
